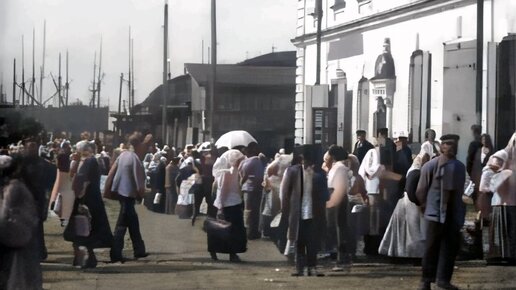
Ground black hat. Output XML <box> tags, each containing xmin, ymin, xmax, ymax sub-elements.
<box><xmin>470</xmin><ymin>124</ymin><xmax>482</xmax><ymax>134</ymax></box>
<box><xmin>440</xmin><ymin>134</ymin><xmax>460</xmax><ymax>142</ymax></box>
<box><xmin>377</xmin><ymin>128</ymin><xmax>389</xmax><ymax>136</ymax></box>
<box><xmin>356</xmin><ymin>130</ymin><xmax>366</xmax><ymax>135</ymax></box>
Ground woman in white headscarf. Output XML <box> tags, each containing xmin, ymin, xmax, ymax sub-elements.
<box><xmin>482</xmin><ymin>132</ymin><xmax>516</xmax><ymax>263</ymax></box>
<box><xmin>261</xmin><ymin>151</ymin><xmax>293</xmax><ymax>237</ymax></box>
<box><xmin>208</xmin><ymin>149</ymin><xmax>247</xmax><ymax>262</ymax></box>
<box><xmin>64</xmin><ymin>141</ymin><xmax>113</xmax><ymax>268</ymax></box>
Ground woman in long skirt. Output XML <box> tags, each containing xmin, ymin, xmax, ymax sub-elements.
<box><xmin>49</xmin><ymin>141</ymin><xmax>76</xmax><ymax>226</ymax></box>
<box><xmin>378</xmin><ymin>154</ymin><xmax>432</xmax><ymax>257</ymax></box>
<box><xmin>208</xmin><ymin>149</ymin><xmax>247</xmax><ymax>262</ymax></box>
<box><xmin>164</xmin><ymin>157</ymin><xmax>180</xmax><ymax>214</ymax></box>
<box><xmin>481</xmin><ymin>139</ymin><xmax>516</xmax><ymax>264</ymax></box>
<box><xmin>64</xmin><ymin>141</ymin><xmax>113</xmax><ymax>268</ymax></box>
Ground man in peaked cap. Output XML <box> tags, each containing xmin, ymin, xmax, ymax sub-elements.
<box><xmin>415</xmin><ymin>134</ymin><xmax>465</xmax><ymax>290</ymax></box>
<box><xmin>353</xmin><ymin>130</ymin><xmax>374</xmax><ymax>164</ymax></box>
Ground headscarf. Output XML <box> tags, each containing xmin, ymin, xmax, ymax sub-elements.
<box><xmin>212</xmin><ymin>149</ymin><xmax>244</xmax><ymax>180</ymax></box>
<box><xmin>505</xmin><ymin>132</ymin><xmax>516</xmax><ymax>162</ymax></box>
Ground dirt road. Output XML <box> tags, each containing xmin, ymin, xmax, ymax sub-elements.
<box><xmin>42</xmin><ymin>201</ymin><xmax>516</xmax><ymax>290</ymax></box>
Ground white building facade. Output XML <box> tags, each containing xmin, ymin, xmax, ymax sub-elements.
<box><xmin>293</xmin><ymin>0</ymin><xmax>516</xmax><ymax>163</ymax></box>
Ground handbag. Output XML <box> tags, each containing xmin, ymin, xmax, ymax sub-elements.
<box><xmin>203</xmin><ymin>217</ymin><xmax>232</xmax><ymax>240</ymax></box>
<box><xmin>270</xmin><ymin>212</ymin><xmax>282</xmax><ymax>228</ymax></box>
<box><xmin>74</xmin><ymin>204</ymin><xmax>92</xmax><ymax>237</ymax></box>
<box><xmin>153</xmin><ymin>192</ymin><xmax>163</xmax><ymax>204</ymax></box>
<box><xmin>175</xmin><ymin>203</ymin><xmax>193</xmax><ymax>219</ymax></box>
<box><xmin>103</xmin><ymin>160</ymin><xmax>119</xmax><ymax>200</ymax></box>
<box><xmin>53</xmin><ymin>193</ymin><xmax>63</xmax><ymax>217</ymax></box>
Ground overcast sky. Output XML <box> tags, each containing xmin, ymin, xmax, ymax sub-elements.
<box><xmin>0</xmin><ymin>0</ymin><xmax>297</xmax><ymax>109</ymax></box>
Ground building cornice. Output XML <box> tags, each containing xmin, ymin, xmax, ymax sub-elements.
<box><xmin>291</xmin><ymin>0</ymin><xmax>475</xmax><ymax>47</ymax></box>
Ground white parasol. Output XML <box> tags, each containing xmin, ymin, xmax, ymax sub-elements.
<box><xmin>215</xmin><ymin>130</ymin><xmax>257</xmax><ymax>149</ymax></box>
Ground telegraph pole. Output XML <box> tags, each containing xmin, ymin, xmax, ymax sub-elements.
<box><xmin>91</xmin><ymin>51</ymin><xmax>97</xmax><ymax>107</ymax></box>
<box><xmin>315</xmin><ymin>0</ymin><xmax>322</xmax><ymax>85</ymax></box>
<box><xmin>209</xmin><ymin>0</ymin><xmax>217</xmax><ymax>140</ymax></box>
<box><xmin>12</xmin><ymin>58</ymin><xmax>16</xmax><ymax>105</ymax></box>
<box><xmin>0</xmin><ymin>74</ymin><xmax>4</xmax><ymax>104</ymax></box>
<box><xmin>131</xmin><ymin>38</ymin><xmax>135</xmax><ymax>107</ymax></box>
<box><xmin>58</xmin><ymin>53</ymin><xmax>62</xmax><ymax>107</ymax></box>
<box><xmin>21</xmin><ymin>35</ymin><xmax>25</xmax><ymax>106</ymax></box>
<box><xmin>128</xmin><ymin>27</ymin><xmax>132</xmax><ymax>110</ymax></box>
<box><xmin>32</xmin><ymin>28</ymin><xmax>36</xmax><ymax>105</ymax></box>
<box><xmin>118</xmin><ymin>73</ymin><xmax>124</xmax><ymax>115</ymax></box>
<box><xmin>97</xmin><ymin>37</ymin><xmax>103</xmax><ymax>108</ymax></box>
<box><xmin>162</xmin><ymin>0</ymin><xmax>169</xmax><ymax>144</ymax></box>
<box><xmin>65</xmin><ymin>50</ymin><xmax>69</xmax><ymax>106</ymax></box>
<box><xmin>40</xmin><ymin>20</ymin><xmax>46</xmax><ymax>104</ymax></box>
<box><xmin>475</xmin><ymin>0</ymin><xmax>483</xmax><ymax>126</ymax></box>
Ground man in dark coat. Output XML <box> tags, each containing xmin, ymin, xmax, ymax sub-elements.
<box><xmin>393</xmin><ymin>133</ymin><xmax>413</xmax><ymax>198</ymax></box>
<box><xmin>281</xmin><ymin>145</ymin><xmax>327</xmax><ymax>277</ymax></box>
<box><xmin>20</xmin><ymin>139</ymin><xmax>56</xmax><ymax>261</ymax></box>
<box><xmin>416</xmin><ymin>134</ymin><xmax>466</xmax><ymax>290</ymax></box>
<box><xmin>353</xmin><ymin>130</ymin><xmax>374</xmax><ymax>164</ymax></box>
<box><xmin>0</xmin><ymin>155</ymin><xmax>42</xmax><ymax>290</ymax></box>
<box><xmin>378</xmin><ymin>128</ymin><xmax>396</xmax><ymax>170</ymax></box>
<box><xmin>393</xmin><ymin>133</ymin><xmax>412</xmax><ymax>177</ymax></box>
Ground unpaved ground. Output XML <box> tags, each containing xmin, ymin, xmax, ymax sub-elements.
<box><xmin>42</xmin><ymin>201</ymin><xmax>516</xmax><ymax>290</ymax></box>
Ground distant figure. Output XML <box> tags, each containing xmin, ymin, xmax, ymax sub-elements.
<box><xmin>393</xmin><ymin>132</ymin><xmax>413</xmax><ymax>198</ymax></box>
<box><xmin>421</xmin><ymin>129</ymin><xmax>441</xmax><ymax>160</ymax></box>
<box><xmin>378</xmin><ymin>128</ymin><xmax>399</xmax><ymax>227</ymax></box>
<box><xmin>353</xmin><ymin>130</ymin><xmax>374</xmax><ymax>164</ymax></box>
<box><xmin>378</xmin><ymin>128</ymin><xmax>396</xmax><ymax>170</ymax></box>
<box><xmin>416</xmin><ymin>134</ymin><xmax>466</xmax><ymax>290</ymax></box>
<box><xmin>239</xmin><ymin>142</ymin><xmax>265</xmax><ymax>240</ymax></box>
<box><xmin>475</xmin><ymin>133</ymin><xmax>494</xmax><ymax>218</ymax></box>
<box><xmin>393</xmin><ymin>132</ymin><xmax>412</xmax><ymax>178</ymax></box>
<box><xmin>164</xmin><ymin>157</ymin><xmax>181</xmax><ymax>215</ymax></box>
<box><xmin>261</xmin><ymin>150</ymin><xmax>292</xmax><ymax>238</ymax></box>
<box><xmin>467</xmin><ymin>125</ymin><xmax>483</xmax><ymax>206</ymax></box>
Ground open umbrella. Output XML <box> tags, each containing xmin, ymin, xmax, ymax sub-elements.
<box><xmin>215</xmin><ymin>130</ymin><xmax>257</xmax><ymax>149</ymax></box>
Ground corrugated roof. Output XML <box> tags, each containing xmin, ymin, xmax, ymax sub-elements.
<box><xmin>184</xmin><ymin>63</ymin><xmax>295</xmax><ymax>87</ymax></box>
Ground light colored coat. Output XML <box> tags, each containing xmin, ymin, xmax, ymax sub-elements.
<box><xmin>111</xmin><ymin>150</ymin><xmax>146</xmax><ymax>198</ymax></box>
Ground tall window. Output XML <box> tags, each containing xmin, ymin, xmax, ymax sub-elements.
<box><xmin>408</xmin><ymin>50</ymin><xmax>431</xmax><ymax>143</ymax></box>
<box><xmin>357</xmin><ymin>77</ymin><xmax>369</xmax><ymax>131</ymax></box>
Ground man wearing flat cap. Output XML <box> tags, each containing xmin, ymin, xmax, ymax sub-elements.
<box><xmin>415</xmin><ymin>134</ymin><xmax>465</xmax><ymax>290</ymax></box>
<box><xmin>353</xmin><ymin>130</ymin><xmax>374</xmax><ymax>164</ymax></box>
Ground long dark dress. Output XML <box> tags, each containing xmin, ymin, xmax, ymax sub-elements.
<box><xmin>207</xmin><ymin>203</ymin><xmax>247</xmax><ymax>254</ymax></box>
<box><xmin>488</xmin><ymin>205</ymin><xmax>516</xmax><ymax>264</ymax></box>
<box><xmin>64</xmin><ymin>157</ymin><xmax>113</xmax><ymax>249</ymax></box>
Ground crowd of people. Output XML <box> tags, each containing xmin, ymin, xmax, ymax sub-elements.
<box><xmin>1</xmin><ymin>126</ymin><xmax>516</xmax><ymax>290</ymax></box>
